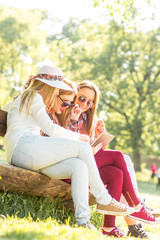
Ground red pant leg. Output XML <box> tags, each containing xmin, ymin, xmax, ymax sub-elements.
<box><xmin>95</xmin><ymin>149</ymin><xmax>140</xmax><ymax>207</ymax></box>
<box><xmin>98</xmin><ymin>165</ymin><xmax>123</xmax><ymax>227</ymax></box>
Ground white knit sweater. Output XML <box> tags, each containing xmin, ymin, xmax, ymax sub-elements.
<box><xmin>4</xmin><ymin>92</ymin><xmax>80</xmax><ymax>164</ymax></box>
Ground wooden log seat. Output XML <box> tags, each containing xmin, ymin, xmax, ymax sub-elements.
<box><xmin>0</xmin><ymin>162</ymin><xmax>96</xmax><ymax>210</ymax></box>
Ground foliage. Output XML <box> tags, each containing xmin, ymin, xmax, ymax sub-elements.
<box><xmin>91</xmin><ymin>0</ymin><xmax>136</xmax><ymax>30</ymax></box>
<box><xmin>1</xmin><ymin>5</ymin><xmax>160</xmax><ymax>170</ymax></box>
<box><xmin>0</xmin><ymin>6</ymin><xmax>48</xmax><ymax>106</ymax></box>
<box><xmin>48</xmin><ymin>18</ymin><xmax>160</xmax><ymax>171</ymax></box>
<box><xmin>0</xmin><ymin>168</ymin><xmax>160</xmax><ymax>239</ymax></box>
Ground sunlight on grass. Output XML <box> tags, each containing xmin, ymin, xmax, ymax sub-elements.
<box><xmin>0</xmin><ymin>216</ymin><xmax>103</xmax><ymax>240</ymax></box>
<box><xmin>0</xmin><ymin>149</ymin><xmax>160</xmax><ymax>239</ymax></box>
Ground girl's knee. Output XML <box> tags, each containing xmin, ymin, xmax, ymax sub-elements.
<box><xmin>75</xmin><ymin>140</ymin><xmax>92</xmax><ymax>155</ymax></box>
<box><xmin>114</xmin><ymin>150</ymin><xmax>124</xmax><ymax>160</ymax></box>
<box><xmin>81</xmin><ymin>141</ymin><xmax>91</xmax><ymax>150</ymax></box>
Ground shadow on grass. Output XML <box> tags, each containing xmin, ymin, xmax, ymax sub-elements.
<box><xmin>137</xmin><ymin>180</ymin><xmax>160</xmax><ymax>196</ymax></box>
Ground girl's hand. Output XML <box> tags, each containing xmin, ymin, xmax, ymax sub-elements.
<box><xmin>95</xmin><ymin>119</ymin><xmax>106</xmax><ymax>138</ymax></box>
<box><xmin>70</xmin><ymin>104</ymin><xmax>82</xmax><ymax>121</ymax></box>
<box><xmin>92</xmin><ymin>142</ymin><xmax>102</xmax><ymax>155</ymax></box>
<box><xmin>78</xmin><ymin>134</ymin><xmax>90</xmax><ymax>143</ymax></box>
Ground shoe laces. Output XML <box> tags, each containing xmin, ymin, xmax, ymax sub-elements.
<box><xmin>135</xmin><ymin>225</ymin><xmax>149</xmax><ymax>238</ymax></box>
<box><xmin>114</xmin><ymin>226</ymin><xmax>127</xmax><ymax>238</ymax></box>
<box><xmin>112</xmin><ymin>199</ymin><xmax>126</xmax><ymax>210</ymax></box>
<box><xmin>116</xmin><ymin>225</ymin><xmax>126</xmax><ymax>235</ymax></box>
<box><xmin>142</xmin><ymin>205</ymin><xmax>155</xmax><ymax>220</ymax></box>
<box><xmin>141</xmin><ymin>198</ymin><xmax>153</xmax><ymax>212</ymax></box>
<box><xmin>141</xmin><ymin>199</ymin><xmax>153</xmax><ymax>212</ymax></box>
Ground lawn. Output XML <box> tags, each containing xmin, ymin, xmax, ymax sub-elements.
<box><xmin>0</xmin><ymin>148</ymin><xmax>160</xmax><ymax>239</ymax></box>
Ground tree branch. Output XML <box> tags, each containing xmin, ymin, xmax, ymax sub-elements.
<box><xmin>101</xmin><ymin>99</ymin><xmax>132</xmax><ymax>132</ymax></box>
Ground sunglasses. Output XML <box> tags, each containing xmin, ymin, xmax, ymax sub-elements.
<box><xmin>78</xmin><ymin>95</ymin><xmax>94</xmax><ymax>108</ymax></box>
<box><xmin>58</xmin><ymin>95</ymin><xmax>75</xmax><ymax>108</ymax></box>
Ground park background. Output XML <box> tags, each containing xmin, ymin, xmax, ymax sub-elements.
<box><xmin>0</xmin><ymin>0</ymin><xmax>160</xmax><ymax>239</ymax></box>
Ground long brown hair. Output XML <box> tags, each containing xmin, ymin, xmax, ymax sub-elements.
<box><xmin>20</xmin><ymin>80</ymin><xmax>57</xmax><ymax>114</ymax></box>
<box><xmin>77</xmin><ymin>80</ymin><xmax>100</xmax><ymax>137</ymax></box>
<box><xmin>55</xmin><ymin>79</ymin><xmax>77</xmax><ymax>127</ymax></box>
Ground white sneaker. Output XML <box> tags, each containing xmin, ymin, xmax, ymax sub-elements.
<box><xmin>78</xmin><ymin>221</ymin><xmax>96</xmax><ymax>230</ymax></box>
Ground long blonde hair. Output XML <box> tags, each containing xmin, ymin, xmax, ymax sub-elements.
<box><xmin>20</xmin><ymin>80</ymin><xmax>57</xmax><ymax>114</ymax></box>
<box><xmin>77</xmin><ymin>80</ymin><xmax>100</xmax><ymax>137</ymax></box>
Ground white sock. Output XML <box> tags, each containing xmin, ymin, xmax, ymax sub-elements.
<box><xmin>134</xmin><ymin>203</ymin><xmax>142</xmax><ymax>212</ymax></box>
<box><xmin>103</xmin><ymin>227</ymin><xmax>115</xmax><ymax>232</ymax></box>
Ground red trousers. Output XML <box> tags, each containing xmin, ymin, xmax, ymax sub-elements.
<box><xmin>64</xmin><ymin>148</ymin><xmax>140</xmax><ymax>227</ymax></box>
<box><xmin>95</xmin><ymin>149</ymin><xmax>140</xmax><ymax>227</ymax></box>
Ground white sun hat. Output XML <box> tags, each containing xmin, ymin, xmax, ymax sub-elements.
<box><xmin>34</xmin><ymin>65</ymin><xmax>72</xmax><ymax>91</ymax></box>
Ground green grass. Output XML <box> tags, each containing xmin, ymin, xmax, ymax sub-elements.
<box><xmin>0</xmin><ymin>149</ymin><xmax>160</xmax><ymax>239</ymax></box>
<box><xmin>0</xmin><ymin>216</ymin><xmax>105</xmax><ymax>240</ymax></box>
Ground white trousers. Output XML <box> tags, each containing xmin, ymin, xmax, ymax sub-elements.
<box><xmin>120</xmin><ymin>154</ymin><xmax>138</xmax><ymax>204</ymax></box>
<box><xmin>11</xmin><ymin>134</ymin><xmax>112</xmax><ymax>225</ymax></box>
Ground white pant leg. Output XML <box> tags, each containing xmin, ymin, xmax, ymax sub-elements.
<box><xmin>123</xmin><ymin>154</ymin><xmax>138</xmax><ymax>192</ymax></box>
<box><xmin>12</xmin><ymin>135</ymin><xmax>112</xmax><ymax>206</ymax></box>
<box><xmin>120</xmin><ymin>154</ymin><xmax>138</xmax><ymax>204</ymax></box>
<box><xmin>40</xmin><ymin>158</ymin><xmax>90</xmax><ymax>225</ymax></box>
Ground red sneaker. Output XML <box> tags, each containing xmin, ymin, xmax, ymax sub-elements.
<box><xmin>128</xmin><ymin>205</ymin><xmax>160</xmax><ymax>224</ymax></box>
<box><xmin>102</xmin><ymin>226</ymin><xmax>127</xmax><ymax>238</ymax></box>
<box><xmin>142</xmin><ymin>199</ymin><xmax>160</xmax><ymax>217</ymax></box>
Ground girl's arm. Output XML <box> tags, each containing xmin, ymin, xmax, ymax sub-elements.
<box><xmin>31</xmin><ymin>93</ymin><xmax>89</xmax><ymax>141</ymax></box>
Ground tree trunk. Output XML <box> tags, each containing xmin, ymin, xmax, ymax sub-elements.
<box><xmin>0</xmin><ymin>162</ymin><xmax>96</xmax><ymax>210</ymax></box>
<box><xmin>133</xmin><ymin>152</ymin><xmax>141</xmax><ymax>172</ymax></box>
<box><xmin>0</xmin><ymin>162</ymin><xmax>71</xmax><ymax>199</ymax></box>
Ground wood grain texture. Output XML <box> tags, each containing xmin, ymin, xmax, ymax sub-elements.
<box><xmin>0</xmin><ymin>162</ymin><xmax>96</xmax><ymax>210</ymax></box>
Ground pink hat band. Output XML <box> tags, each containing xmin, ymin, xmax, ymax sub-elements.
<box><xmin>32</xmin><ymin>73</ymin><xmax>64</xmax><ymax>82</ymax></box>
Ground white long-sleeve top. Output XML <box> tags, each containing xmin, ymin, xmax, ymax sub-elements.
<box><xmin>4</xmin><ymin>92</ymin><xmax>80</xmax><ymax>164</ymax></box>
